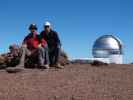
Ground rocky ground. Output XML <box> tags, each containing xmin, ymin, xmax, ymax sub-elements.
<box><xmin>0</xmin><ymin>64</ymin><xmax>132</xmax><ymax>100</ymax></box>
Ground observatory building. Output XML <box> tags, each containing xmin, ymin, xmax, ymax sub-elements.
<box><xmin>92</xmin><ymin>35</ymin><xmax>123</xmax><ymax>64</ymax></box>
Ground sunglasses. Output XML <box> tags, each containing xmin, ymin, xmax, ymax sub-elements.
<box><xmin>44</xmin><ymin>26</ymin><xmax>50</xmax><ymax>28</ymax></box>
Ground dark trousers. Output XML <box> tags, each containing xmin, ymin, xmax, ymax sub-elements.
<box><xmin>49</xmin><ymin>47</ymin><xmax>60</xmax><ymax>65</ymax></box>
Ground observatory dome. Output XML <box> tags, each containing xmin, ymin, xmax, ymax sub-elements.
<box><xmin>93</xmin><ymin>35</ymin><xmax>123</xmax><ymax>58</ymax></box>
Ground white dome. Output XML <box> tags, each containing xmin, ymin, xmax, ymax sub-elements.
<box><xmin>93</xmin><ymin>35</ymin><xmax>123</xmax><ymax>58</ymax></box>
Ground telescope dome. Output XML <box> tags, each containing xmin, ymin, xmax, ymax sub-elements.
<box><xmin>93</xmin><ymin>35</ymin><xmax>123</xmax><ymax>58</ymax></box>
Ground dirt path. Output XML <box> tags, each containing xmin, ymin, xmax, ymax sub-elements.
<box><xmin>0</xmin><ymin>64</ymin><xmax>133</xmax><ymax>100</ymax></box>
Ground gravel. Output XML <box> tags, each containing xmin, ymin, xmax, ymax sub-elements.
<box><xmin>0</xmin><ymin>64</ymin><xmax>132</xmax><ymax>100</ymax></box>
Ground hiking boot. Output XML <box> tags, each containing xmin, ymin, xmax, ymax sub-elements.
<box><xmin>54</xmin><ymin>64</ymin><xmax>64</xmax><ymax>69</ymax></box>
<box><xmin>39</xmin><ymin>65</ymin><xmax>50</xmax><ymax>69</ymax></box>
<box><xmin>45</xmin><ymin>64</ymin><xmax>50</xmax><ymax>69</ymax></box>
<box><xmin>15</xmin><ymin>64</ymin><xmax>24</xmax><ymax>68</ymax></box>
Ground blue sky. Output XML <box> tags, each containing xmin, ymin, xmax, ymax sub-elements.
<box><xmin>0</xmin><ymin>0</ymin><xmax>133</xmax><ymax>63</ymax></box>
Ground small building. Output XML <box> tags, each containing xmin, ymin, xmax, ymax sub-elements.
<box><xmin>92</xmin><ymin>35</ymin><xmax>123</xmax><ymax>64</ymax></box>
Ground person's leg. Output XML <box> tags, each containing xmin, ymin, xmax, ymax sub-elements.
<box><xmin>38</xmin><ymin>46</ymin><xmax>50</xmax><ymax>69</ymax></box>
<box><xmin>16</xmin><ymin>47</ymin><xmax>31</xmax><ymax>67</ymax></box>
<box><xmin>54</xmin><ymin>47</ymin><xmax>60</xmax><ymax>65</ymax></box>
<box><xmin>49</xmin><ymin>48</ymin><xmax>54</xmax><ymax>67</ymax></box>
<box><xmin>38</xmin><ymin>47</ymin><xmax>45</xmax><ymax>66</ymax></box>
<box><xmin>44</xmin><ymin>45</ymin><xmax>50</xmax><ymax>65</ymax></box>
<box><xmin>53</xmin><ymin>47</ymin><xmax>63</xmax><ymax>68</ymax></box>
<box><xmin>27</xmin><ymin>49</ymin><xmax>38</xmax><ymax>68</ymax></box>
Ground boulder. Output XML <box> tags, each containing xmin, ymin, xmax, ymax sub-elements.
<box><xmin>6</xmin><ymin>67</ymin><xmax>24</xmax><ymax>73</ymax></box>
<box><xmin>0</xmin><ymin>55</ymin><xmax>5</xmax><ymax>64</ymax></box>
<box><xmin>0</xmin><ymin>55</ymin><xmax>7</xmax><ymax>69</ymax></box>
<box><xmin>59</xmin><ymin>49</ymin><xmax>70</xmax><ymax>66</ymax></box>
<box><xmin>91</xmin><ymin>60</ymin><xmax>109</xmax><ymax>66</ymax></box>
<box><xmin>2</xmin><ymin>44</ymin><xmax>70</xmax><ymax>68</ymax></box>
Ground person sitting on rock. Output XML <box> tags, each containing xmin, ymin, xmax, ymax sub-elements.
<box><xmin>15</xmin><ymin>24</ymin><xmax>49</xmax><ymax>69</ymax></box>
<box><xmin>40</xmin><ymin>21</ymin><xmax>63</xmax><ymax>68</ymax></box>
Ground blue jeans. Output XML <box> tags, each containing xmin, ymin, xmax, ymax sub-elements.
<box><xmin>38</xmin><ymin>46</ymin><xmax>50</xmax><ymax>66</ymax></box>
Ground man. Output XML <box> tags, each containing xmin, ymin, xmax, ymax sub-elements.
<box><xmin>16</xmin><ymin>24</ymin><xmax>49</xmax><ymax>69</ymax></box>
<box><xmin>40</xmin><ymin>21</ymin><xmax>63</xmax><ymax>68</ymax></box>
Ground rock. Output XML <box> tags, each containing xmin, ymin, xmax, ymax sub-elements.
<box><xmin>0</xmin><ymin>55</ymin><xmax>7</xmax><ymax>69</ymax></box>
<box><xmin>2</xmin><ymin>44</ymin><xmax>70</xmax><ymax>68</ymax></box>
<box><xmin>91</xmin><ymin>60</ymin><xmax>109</xmax><ymax>66</ymax></box>
<box><xmin>0</xmin><ymin>55</ymin><xmax>5</xmax><ymax>64</ymax></box>
<box><xmin>70</xmin><ymin>59</ymin><xmax>91</xmax><ymax>64</ymax></box>
<box><xmin>0</xmin><ymin>44</ymin><xmax>20</xmax><ymax>68</ymax></box>
<box><xmin>59</xmin><ymin>49</ymin><xmax>70</xmax><ymax>66</ymax></box>
<box><xmin>6</xmin><ymin>67</ymin><xmax>24</xmax><ymax>73</ymax></box>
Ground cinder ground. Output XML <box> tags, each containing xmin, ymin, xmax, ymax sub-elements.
<box><xmin>0</xmin><ymin>64</ymin><xmax>133</xmax><ymax>100</ymax></box>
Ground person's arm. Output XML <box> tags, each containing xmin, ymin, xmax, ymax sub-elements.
<box><xmin>22</xmin><ymin>35</ymin><xmax>29</xmax><ymax>48</ymax></box>
<box><xmin>22</xmin><ymin>37</ymin><xmax>27</xmax><ymax>45</ymax></box>
<box><xmin>38</xmin><ymin>32</ymin><xmax>46</xmax><ymax>47</ymax></box>
<box><xmin>54</xmin><ymin>31</ymin><xmax>61</xmax><ymax>47</ymax></box>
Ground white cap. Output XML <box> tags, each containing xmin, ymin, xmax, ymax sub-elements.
<box><xmin>44</xmin><ymin>21</ymin><xmax>51</xmax><ymax>26</ymax></box>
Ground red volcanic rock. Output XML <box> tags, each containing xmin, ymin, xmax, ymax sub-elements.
<box><xmin>1</xmin><ymin>44</ymin><xmax>70</xmax><ymax>68</ymax></box>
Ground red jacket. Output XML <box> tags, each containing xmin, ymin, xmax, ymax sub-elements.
<box><xmin>23</xmin><ymin>32</ymin><xmax>40</xmax><ymax>50</ymax></box>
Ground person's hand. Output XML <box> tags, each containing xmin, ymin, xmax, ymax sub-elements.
<box><xmin>38</xmin><ymin>44</ymin><xmax>42</xmax><ymax>48</ymax></box>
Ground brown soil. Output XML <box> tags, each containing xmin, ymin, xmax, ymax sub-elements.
<box><xmin>0</xmin><ymin>64</ymin><xmax>133</xmax><ymax>100</ymax></box>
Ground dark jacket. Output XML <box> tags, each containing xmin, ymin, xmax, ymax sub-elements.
<box><xmin>40</xmin><ymin>30</ymin><xmax>61</xmax><ymax>48</ymax></box>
